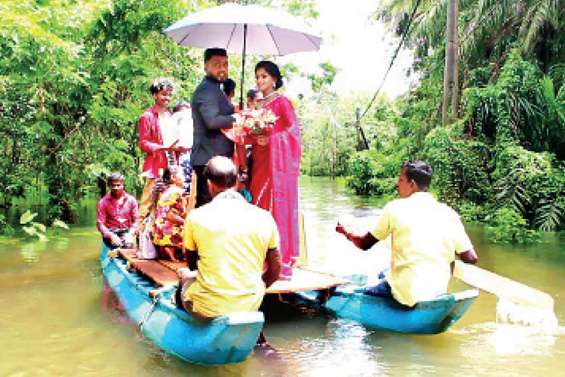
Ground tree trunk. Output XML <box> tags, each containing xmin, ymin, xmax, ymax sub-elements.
<box><xmin>442</xmin><ymin>0</ymin><xmax>458</xmax><ymax>125</ymax></box>
<box><xmin>451</xmin><ymin>0</ymin><xmax>460</xmax><ymax>119</ymax></box>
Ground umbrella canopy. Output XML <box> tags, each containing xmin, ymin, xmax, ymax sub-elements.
<box><xmin>163</xmin><ymin>3</ymin><xmax>322</xmax><ymax>56</ymax></box>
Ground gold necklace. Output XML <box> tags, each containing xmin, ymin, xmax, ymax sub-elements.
<box><xmin>260</xmin><ymin>91</ymin><xmax>279</xmax><ymax>107</ymax></box>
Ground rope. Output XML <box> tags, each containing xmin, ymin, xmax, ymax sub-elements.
<box><xmin>138</xmin><ymin>285</ymin><xmax>175</xmax><ymax>330</ymax></box>
<box><xmin>138</xmin><ymin>296</ymin><xmax>158</xmax><ymax>331</ymax></box>
<box><xmin>356</xmin><ymin>0</ymin><xmax>423</xmax><ymax>127</ymax></box>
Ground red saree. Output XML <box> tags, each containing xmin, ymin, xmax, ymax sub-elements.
<box><xmin>249</xmin><ymin>95</ymin><xmax>302</xmax><ymax>278</ymax></box>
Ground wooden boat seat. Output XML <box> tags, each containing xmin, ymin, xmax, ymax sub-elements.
<box><xmin>118</xmin><ymin>249</ymin><xmax>179</xmax><ymax>287</ymax></box>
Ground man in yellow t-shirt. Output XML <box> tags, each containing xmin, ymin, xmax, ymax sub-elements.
<box><xmin>178</xmin><ymin>156</ymin><xmax>281</xmax><ymax>319</ymax></box>
<box><xmin>336</xmin><ymin>160</ymin><xmax>478</xmax><ymax>307</ymax></box>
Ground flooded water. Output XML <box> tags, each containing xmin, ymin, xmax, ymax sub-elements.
<box><xmin>1</xmin><ymin>177</ymin><xmax>564</xmax><ymax>376</ymax></box>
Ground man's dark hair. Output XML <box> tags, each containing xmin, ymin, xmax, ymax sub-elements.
<box><xmin>204</xmin><ymin>156</ymin><xmax>237</xmax><ymax>188</ymax></box>
<box><xmin>149</xmin><ymin>77</ymin><xmax>175</xmax><ymax>94</ymax></box>
<box><xmin>204</xmin><ymin>48</ymin><xmax>227</xmax><ymax>63</ymax></box>
<box><xmin>107</xmin><ymin>172</ymin><xmax>124</xmax><ymax>185</ymax></box>
<box><xmin>401</xmin><ymin>160</ymin><xmax>433</xmax><ymax>191</ymax></box>
<box><xmin>162</xmin><ymin>165</ymin><xmax>181</xmax><ymax>185</ymax></box>
<box><xmin>247</xmin><ymin>88</ymin><xmax>258</xmax><ymax>99</ymax></box>
<box><xmin>223</xmin><ymin>78</ymin><xmax>236</xmax><ymax>97</ymax></box>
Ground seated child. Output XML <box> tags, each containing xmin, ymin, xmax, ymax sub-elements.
<box><xmin>237</xmin><ymin>170</ymin><xmax>253</xmax><ymax>203</ymax></box>
<box><xmin>152</xmin><ymin>166</ymin><xmax>188</xmax><ymax>261</ymax></box>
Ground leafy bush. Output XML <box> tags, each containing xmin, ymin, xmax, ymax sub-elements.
<box><xmin>0</xmin><ymin>213</ymin><xmax>14</xmax><ymax>236</ymax></box>
<box><xmin>457</xmin><ymin>201</ymin><xmax>486</xmax><ymax>224</ymax></box>
<box><xmin>486</xmin><ymin>207</ymin><xmax>540</xmax><ymax>244</ymax></box>
<box><xmin>423</xmin><ymin>123</ymin><xmax>491</xmax><ymax>206</ymax></box>
<box><xmin>493</xmin><ymin>143</ymin><xmax>564</xmax><ymax>231</ymax></box>
<box><xmin>346</xmin><ymin>151</ymin><xmax>374</xmax><ymax>195</ymax></box>
<box><xmin>346</xmin><ymin>148</ymin><xmax>404</xmax><ymax>196</ymax></box>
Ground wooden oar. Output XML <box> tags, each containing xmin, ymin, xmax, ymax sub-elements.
<box><xmin>453</xmin><ymin>260</ymin><xmax>554</xmax><ymax>310</ymax></box>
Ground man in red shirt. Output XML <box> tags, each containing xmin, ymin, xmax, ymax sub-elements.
<box><xmin>138</xmin><ymin>78</ymin><xmax>188</xmax><ymax>226</ymax></box>
<box><xmin>97</xmin><ymin>173</ymin><xmax>138</xmax><ymax>249</ymax></box>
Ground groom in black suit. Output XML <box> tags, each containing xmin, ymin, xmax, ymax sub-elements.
<box><xmin>191</xmin><ymin>48</ymin><xmax>238</xmax><ymax>207</ymax></box>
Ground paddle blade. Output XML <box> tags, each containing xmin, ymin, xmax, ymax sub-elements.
<box><xmin>454</xmin><ymin>261</ymin><xmax>559</xmax><ymax>329</ymax></box>
<box><xmin>453</xmin><ymin>261</ymin><xmax>555</xmax><ymax>310</ymax></box>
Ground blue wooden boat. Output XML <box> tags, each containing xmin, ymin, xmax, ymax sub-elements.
<box><xmin>298</xmin><ymin>284</ymin><xmax>479</xmax><ymax>335</ymax></box>
<box><xmin>100</xmin><ymin>245</ymin><xmax>264</xmax><ymax>364</ymax></box>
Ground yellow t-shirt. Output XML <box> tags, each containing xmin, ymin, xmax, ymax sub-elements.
<box><xmin>183</xmin><ymin>190</ymin><xmax>279</xmax><ymax>318</ymax></box>
<box><xmin>371</xmin><ymin>192</ymin><xmax>473</xmax><ymax>306</ymax></box>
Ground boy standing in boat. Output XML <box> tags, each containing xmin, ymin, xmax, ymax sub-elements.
<box><xmin>178</xmin><ymin>156</ymin><xmax>281</xmax><ymax>319</ymax></box>
<box><xmin>336</xmin><ymin>160</ymin><xmax>478</xmax><ymax>307</ymax></box>
<box><xmin>138</xmin><ymin>78</ymin><xmax>187</xmax><ymax>227</ymax></box>
<box><xmin>96</xmin><ymin>173</ymin><xmax>138</xmax><ymax>249</ymax></box>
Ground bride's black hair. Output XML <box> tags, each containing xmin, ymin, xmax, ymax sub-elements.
<box><xmin>255</xmin><ymin>61</ymin><xmax>283</xmax><ymax>89</ymax></box>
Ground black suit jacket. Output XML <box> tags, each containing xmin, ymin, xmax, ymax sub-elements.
<box><xmin>190</xmin><ymin>76</ymin><xmax>235</xmax><ymax>167</ymax></box>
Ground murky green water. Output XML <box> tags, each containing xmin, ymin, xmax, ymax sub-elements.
<box><xmin>1</xmin><ymin>177</ymin><xmax>564</xmax><ymax>376</ymax></box>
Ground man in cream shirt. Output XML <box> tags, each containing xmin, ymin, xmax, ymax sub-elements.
<box><xmin>178</xmin><ymin>156</ymin><xmax>281</xmax><ymax>318</ymax></box>
<box><xmin>336</xmin><ymin>160</ymin><xmax>478</xmax><ymax>307</ymax></box>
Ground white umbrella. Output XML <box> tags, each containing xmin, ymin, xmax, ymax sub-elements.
<box><xmin>163</xmin><ymin>2</ymin><xmax>322</xmax><ymax>106</ymax></box>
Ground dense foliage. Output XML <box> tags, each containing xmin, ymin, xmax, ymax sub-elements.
<box><xmin>301</xmin><ymin>1</ymin><xmax>564</xmax><ymax>243</ymax></box>
<box><xmin>2</xmin><ymin>1</ymin><xmax>563</xmax><ymax>244</ymax></box>
<box><xmin>0</xmin><ymin>0</ymin><xmax>313</xmax><ymax>226</ymax></box>
<box><xmin>0</xmin><ymin>0</ymin><xmax>206</xmax><ymax>223</ymax></box>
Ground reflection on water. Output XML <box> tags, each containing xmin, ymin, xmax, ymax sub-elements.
<box><xmin>1</xmin><ymin>177</ymin><xmax>564</xmax><ymax>376</ymax></box>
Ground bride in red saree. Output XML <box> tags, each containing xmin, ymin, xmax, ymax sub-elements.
<box><xmin>250</xmin><ymin>61</ymin><xmax>302</xmax><ymax>279</ymax></box>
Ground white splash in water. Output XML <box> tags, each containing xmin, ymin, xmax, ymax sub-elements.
<box><xmin>496</xmin><ymin>298</ymin><xmax>559</xmax><ymax>332</ymax></box>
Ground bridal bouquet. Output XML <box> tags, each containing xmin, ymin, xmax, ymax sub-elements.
<box><xmin>235</xmin><ymin>108</ymin><xmax>278</xmax><ymax>137</ymax></box>
<box><xmin>224</xmin><ymin>108</ymin><xmax>278</xmax><ymax>144</ymax></box>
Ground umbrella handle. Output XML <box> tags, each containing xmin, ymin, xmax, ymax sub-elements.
<box><xmin>239</xmin><ymin>24</ymin><xmax>248</xmax><ymax>110</ymax></box>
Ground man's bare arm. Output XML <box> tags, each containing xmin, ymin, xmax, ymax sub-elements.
<box><xmin>262</xmin><ymin>248</ymin><xmax>282</xmax><ymax>288</ymax></box>
<box><xmin>335</xmin><ymin>222</ymin><xmax>378</xmax><ymax>250</ymax></box>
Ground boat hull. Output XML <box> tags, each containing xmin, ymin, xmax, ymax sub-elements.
<box><xmin>299</xmin><ymin>286</ymin><xmax>478</xmax><ymax>335</ymax></box>
<box><xmin>100</xmin><ymin>245</ymin><xmax>264</xmax><ymax>364</ymax></box>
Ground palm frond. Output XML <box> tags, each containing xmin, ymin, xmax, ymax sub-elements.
<box><xmin>460</xmin><ymin>0</ymin><xmax>515</xmax><ymax>63</ymax></box>
<box><xmin>413</xmin><ymin>0</ymin><xmax>448</xmax><ymax>45</ymax></box>
<box><xmin>495</xmin><ymin>166</ymin><xmax>531</xmax><ymax>215</ymax></box>
<box><xmin>522</xmin><ymin>0</ymin><xmax>552</xmax><ymax>52</ymax></box>
<box><xmin>535</xmin><ymin>195</ymin><xmax>564</xmax><ymax>231</ymax></box>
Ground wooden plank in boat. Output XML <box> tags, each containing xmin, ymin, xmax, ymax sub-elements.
<box><xmin>119</xmin><ymin>249</ymin><xmax>347</xmax><ymax>293</ymax></box>
<box><xmin>266</xmin><ymin>268</ymin><xmax>348</xmax><ymax>294</ymax></box>
<box><xmin>159</xmin><ymin>259</ymin><xmax>187</xmax><ymax>272</ymax></box>
<box><xmin>118</xmin><ymin>249</ymin><xmax>179</xmax><ymax>287</ymax></box>
<box><xmin>158</xmin><ymin>259</ymin><xmax>347</xmax><ymax>294</ymax></box>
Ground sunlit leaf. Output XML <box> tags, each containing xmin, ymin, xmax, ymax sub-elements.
<box><xmin>52</xmin><ymin>219</ymin><xmax>69</xmax><ymax>230</ymax></box>
<box><xmin>33</xmin><ymin>222</ymin><xmax>47</xmax><ymax>233</ymax></box>
<box><xmin>20</xmin><ymin>210</ymin><xmax>38</xmax><ymax>225</ymax></box>
<box><xmin>22</xmin><ymin>226</ymin><xmax>37</xmax><ymax>236</ymax></box>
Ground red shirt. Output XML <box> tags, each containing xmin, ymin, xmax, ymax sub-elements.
<box><xmin>96</xmin><ymin>192</ymin><xmax>138</xmax><ymax>238</ymax></box>
<box><xmin>139</xmin><ymin>105</ymin><xmax>171</xmax><ymax>178</ymax></box>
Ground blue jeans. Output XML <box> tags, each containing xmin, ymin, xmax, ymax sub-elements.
<box><xmin>363</xmin><ymin>269</ymin><xmax>392</xmax><ymax>297</ymax></box>
<box><xmin>363</xmin><ymin>280</ymin><xmax>392</xmax><ymax>297</ymax></box>
<box><xmin>179</xmin><ymin>152</ymin><xmax>193</xmax><ymax>195</ymax></box>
